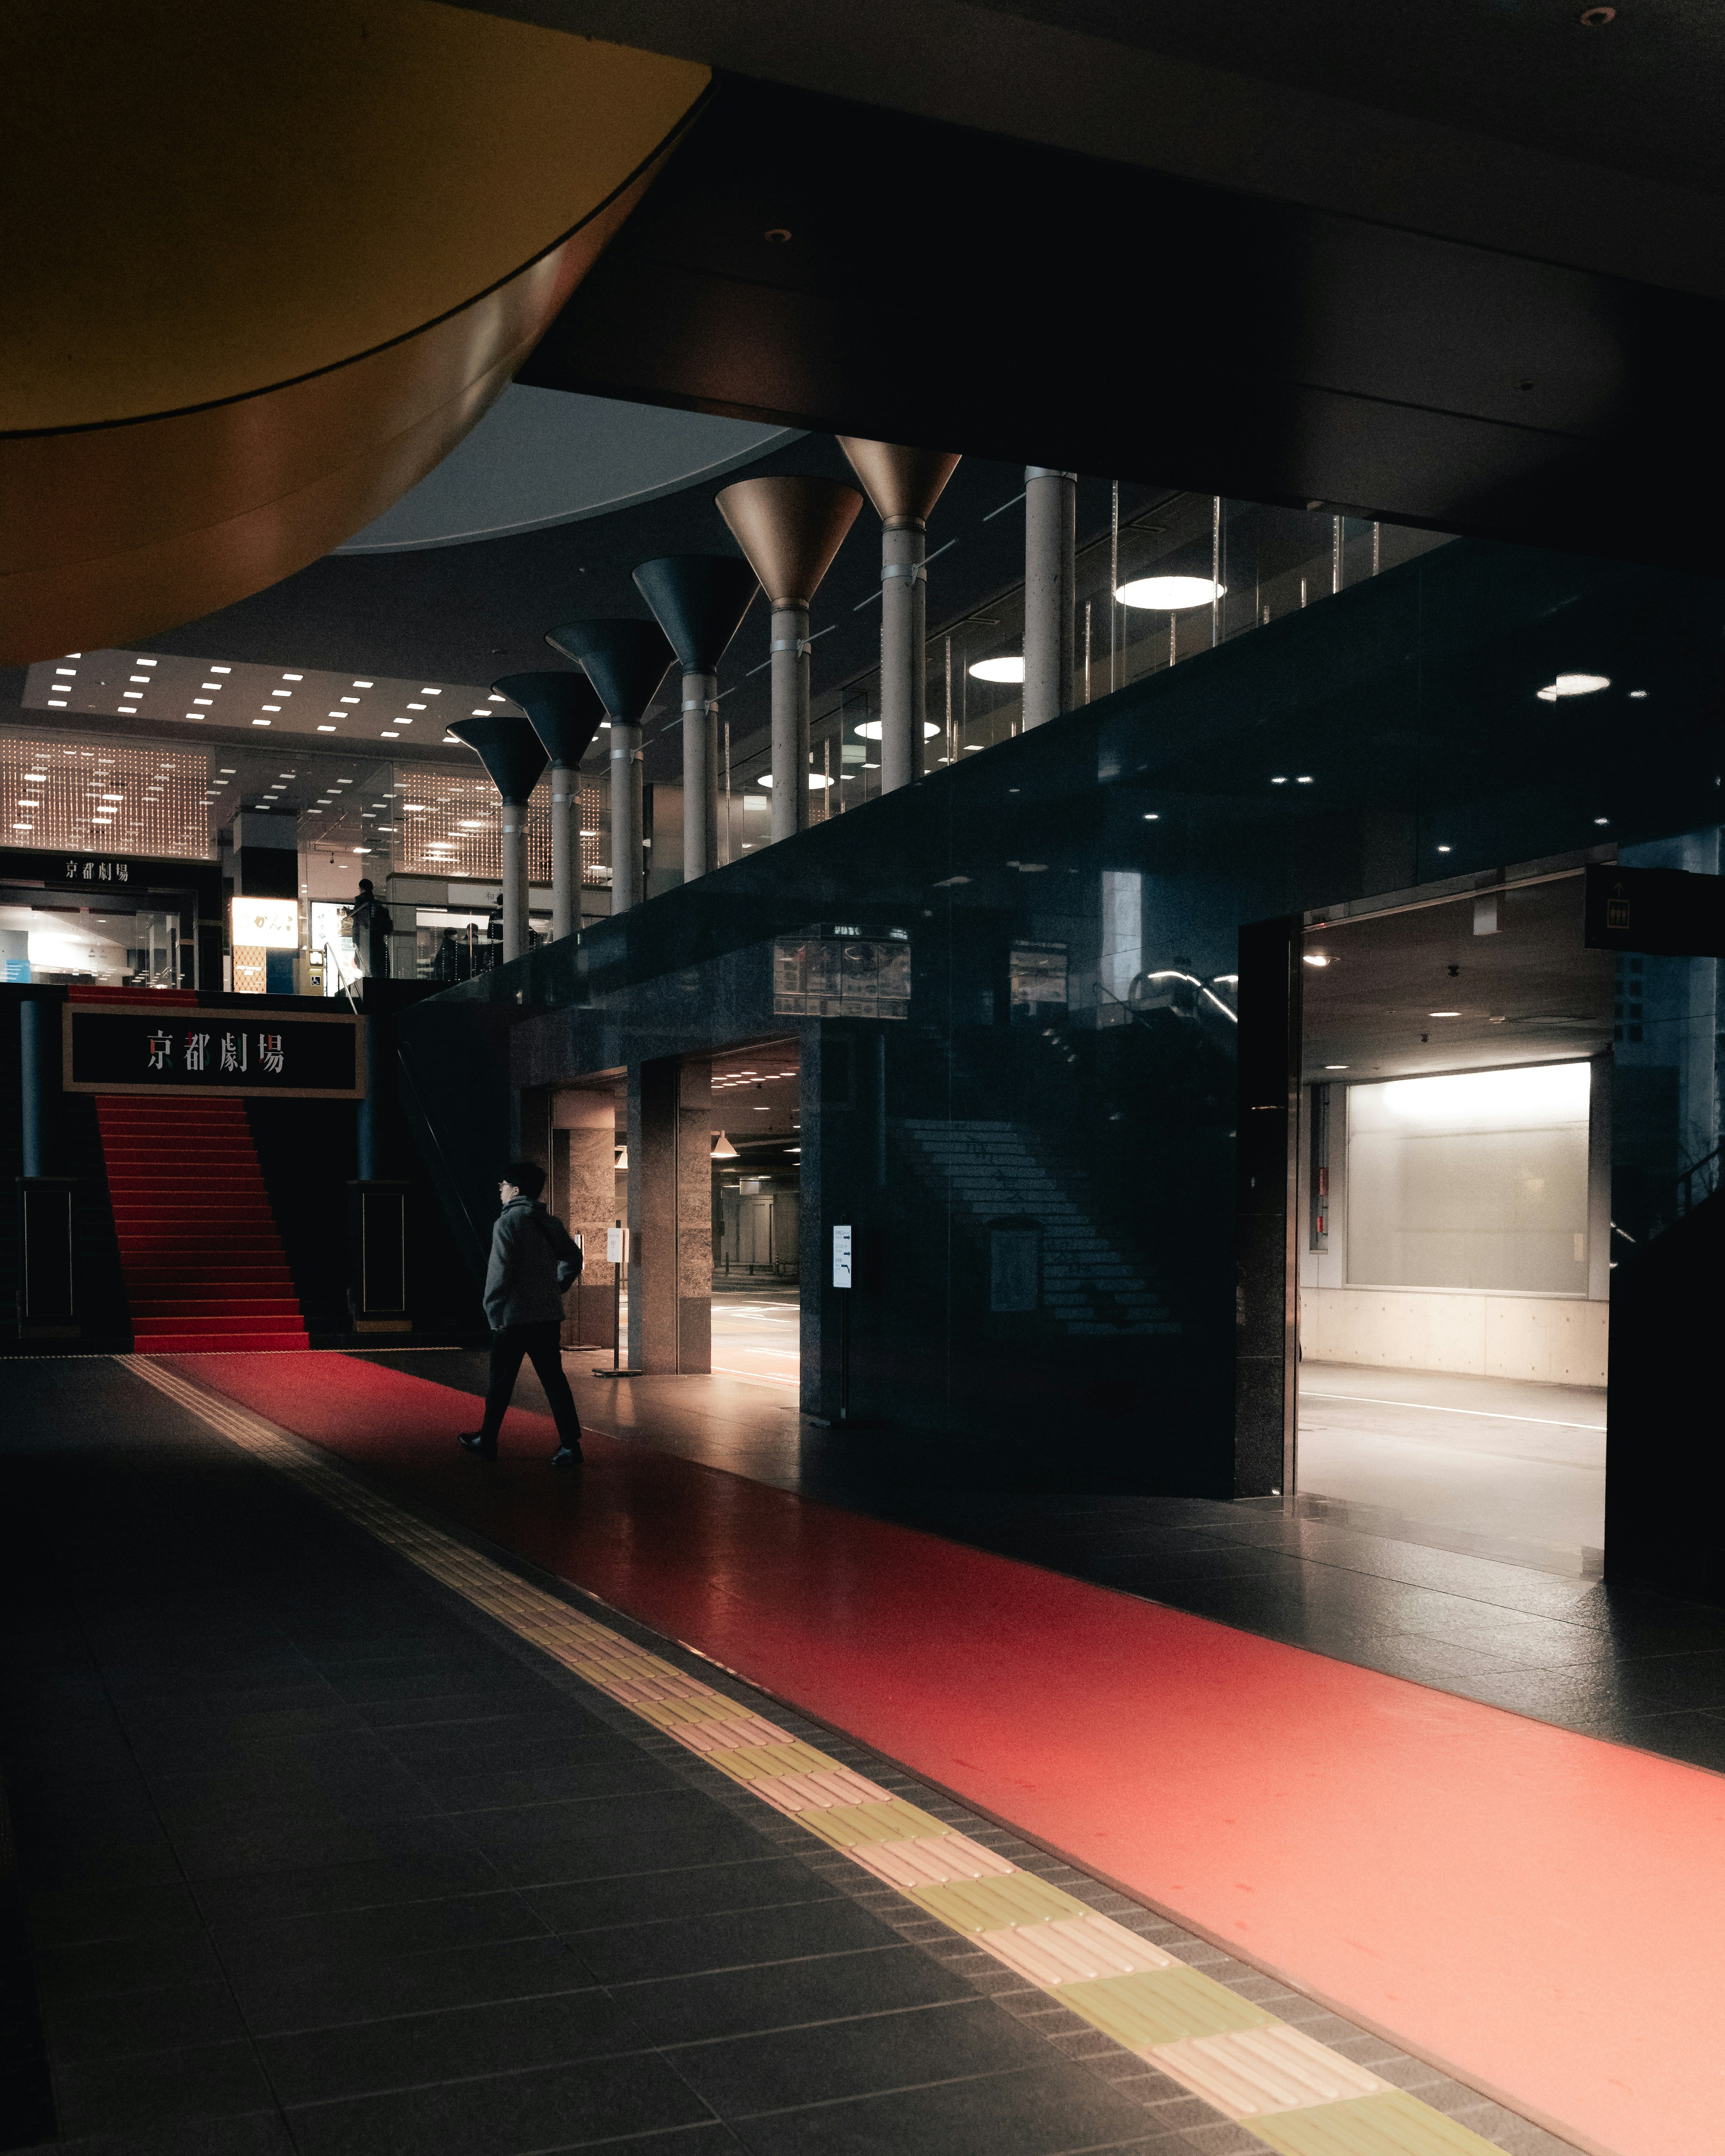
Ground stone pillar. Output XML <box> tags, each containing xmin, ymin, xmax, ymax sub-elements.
<box><xmin>628</xmin><ymin>1056</ymin><xmax>712</xmax><ymax>1374</ymax></box>
<box><xmin>1022</xmin><ymin>466</ymin><xmax>1076</xmax><ymax>729</ymax></box>
<box><xmin>499</xmin><ymin>801</ymin><xmax>529</xmax><ymax>960</ymax></box>
<box><xmin>610</xmin><ymin>722</ymin><xmax>643</xmax><ymax>913</ymax></box>
<box><xmin>548</xmin><ymin>765</ymin><xmax>575</xmax><ymax>941</ymax></box>
<box><xmin>681</xmin><ymin>673</ymin><xmax>718</xmax><ymax>880</ymax></box>
<box><xmin>769</xmin><ymin>606</ymin><xmax>810</xmax><ymax>844</ymax></box>
<box><xmin>19</xmin><ymin>994</ymin><xmax>59</xmax><ymax>1178</ymax></box>
<box><xmin>554</xmin><ymin>1088</ymin><xmax>619</xmax><ymax>1348</ymax></box>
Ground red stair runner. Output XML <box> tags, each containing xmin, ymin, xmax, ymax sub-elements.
<box><xmin>96</xmin><ymin>1096</ymin><xmax>310</xmax><ymax>1353</ymax></box>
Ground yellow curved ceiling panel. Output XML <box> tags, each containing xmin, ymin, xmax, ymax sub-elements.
<box><xmin>0</xmin><ymin>1</ymin><xmax>709</xmax><ymax>663</ymax></box>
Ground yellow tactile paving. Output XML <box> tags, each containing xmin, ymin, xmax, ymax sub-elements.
<box><xmin>1152</xmin><ymin>2023</ymin><xmax>1388</xmax><ymax>2116</ymax></box>
<box><xmin>1057</xmin><ymin>1965</ymin><xmax>1274</xmax><ymax>2049</ymax></box>
<box><xmin>1243</xmin><ymin>2089</ymin><xmax>1512</xmax><ymax>2156</ymax></box>
<box><xmin>905</xmin><ymin>1869</ymin><xmax>1092</xmax><ymax>1932</ymax></box>
<box><xmin>117</xmin><ymin>1358</ymin><xmax>1530</xmax><ymax>2156</ymax></box>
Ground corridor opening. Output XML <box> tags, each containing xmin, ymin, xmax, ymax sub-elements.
<box><xmin>541</xmin><ymin>1038</ymin><xmax>802</xmax><ymax>1390</ymax></box>
<box><xmin>711</xmin><ymin>1038</ymin><xmax>801</xmax><ymax>1392</ymax></box>
<box><xmin>1293</xmin><ymin>869</ymin><xmax>1613</xmax><ymax>1571</ymax></box>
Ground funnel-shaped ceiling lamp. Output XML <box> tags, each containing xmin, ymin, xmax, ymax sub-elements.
<box><xmin>495</xmin><ymin>671</ymin><xmax>605</xmax><ymax>942</ymax></box>
<box><xmin>448</xmin><ymin>712</ymin><xmax>549</xmax><ymax>965</ymax></box>
<box><xmin>632</xmin><ymin>555</ymin><xmax>760</xmax><ymax>884</ymax></box>
<box><xmin>714</xmin><ymin>477</ymin><xmax>862</xmax><ymax>844</ymax></box>
<box><xmin>837</xmin><ymin>441</ymin><xmax>961</xmax><ymax>794</ymax></box>
<box><xmin>711</xmin><ymin>1133</ymin><xmax>739</xmax><ymax>1160</ymax></box>
<box><xmin>544</xmin><ymin>618</ymin><xmax>675</xmax><ymax>917</ymax></box>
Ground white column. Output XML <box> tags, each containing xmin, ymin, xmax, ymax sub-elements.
<box><xmin>500</xmin><ymin>801</ymin><xmax>529</xmax><ymax>960</ymax></box>
<box><xmin>1022</xmin><ymin>466</ymin><xmax>1076</xmax><ymax>729</ymax></box>
<box><xmin>610</xmin><ymin>720</ymin><xmax>642</xmax><ymax>913</ymax></box>
<box><xmin>549</xmin><ymin>764</ymin><xmax>575</xmax><ymax>940</ymax></box>
<box><xmin>770</xmin><ymin>605</ymin><xmax>810</xmax><ymax>843</ymax></box>
<box><xmin>879</xmin><ymin>520</ymin><xmax>927</xmax><ymax>794</ymax></box>
<box><xmin>682</xmin><ymin>670</ymin><xmax>718</xmax><ymax>880</ymax></box>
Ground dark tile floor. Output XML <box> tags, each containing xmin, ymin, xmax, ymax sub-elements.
<box><xmin>0</xmin><ymin>1357</ymin><xmax>1583</xmax><ymax>2156</ymax></box>
<box><xmin>385</xmin><ymin>1346</ymin><xmax>1725</xmax><ymax>1776</ymax></box>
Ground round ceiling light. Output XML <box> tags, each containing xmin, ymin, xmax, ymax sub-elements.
<box><xmin>1536</xmin><ymin>672</ymin><xmax>1610</xmax><ymax>702</ymax></box>
<box><xmin>968</xmin><ymin>656</ymin><xmax>1025</xmax><ymax>684</ymax></box>
<box><xmin>1115</xmin><ymin>575</ymin><xmax>1225</xmax><ymax>610</ymax></box>
<box><xmin>756</xmin><ymin>773</ymin><xmax>833</xmax><ymax>788</ymax></box>
<box><xmin>853</xmin><ymin>719</ymin><xmax>941</xmax><ymax>739</ymax></box>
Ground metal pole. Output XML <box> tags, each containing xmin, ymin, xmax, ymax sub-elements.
<box><xmin>878</xmin><ymin>518</ymin><xmax>926</xmax><ymax>793</ymax></box>
<box><xmin>549</xmin><ymin>763</ymin><xmax>574</xmax><ymax>941</ymax></box>
<box><xmin>1212</xmin><ymin>496</ymin><xmax>1222</xmax><ymax>649</ymax></box>
<box><xmin>610</xmin><ymin>720</ymin><xmax>642</xmax><ymax>912</ymax></box>
<box><xmin>1022</xmin><ymin>467</ymin><xmax>1075</xmax><ymax>729</ymax></box>
<box><xmin>681</xmin><ymin>669</ymin><xmax>718</xmax><ymax>880</ymax></box>
<box><xmin>500</xmin><ymin>800</ymin><xmax>529</xmax><ymax>960</ymax></box>
<box><xmin>1331</xmin><ymin>515</ymin><xmax>1343</xmax><ymax>596</ymax></box>
<box><xmin>770</xmin><ymin>604</ymin><xmax>810</xmax><ymax>841</ymax></box>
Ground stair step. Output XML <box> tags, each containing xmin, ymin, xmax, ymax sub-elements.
<box><xmin>133</xmin><ymin>1313</ymin><xmax>308</xmax><ymax>1333</ymax></box>
<box><xmin>131</xmin><ymin>1299</ymin><xmax>304</xmax><ymax>1317</ymax></box>
<box><xmin>135</xmin><ymin>1328</ymin><xmax>313</xmax><ymax>1345</ymax></box>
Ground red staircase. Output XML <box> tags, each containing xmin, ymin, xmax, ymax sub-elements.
<box><xmin>95</xmin><ymin>1097</ymin><xmax>310</xmax><ymax>1354</ymax></box>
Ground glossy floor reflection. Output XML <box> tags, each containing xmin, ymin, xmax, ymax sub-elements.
<box><xmin>356</xmin><ymin>1331</ymin><xmax>1725</xmax><ymax>1777</ymax></box>
<box><xmin>1295</xmin><ymin>1362</ymin><xmax>1606</xmax><ymax>1573</ymax></box>
<box><xmin>149</xmin><ymin>1350</ymin><xmax>1725</xmax><ymax>2156</ymax></box>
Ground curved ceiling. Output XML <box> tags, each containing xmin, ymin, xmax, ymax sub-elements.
<box><xmin>336</xmin><ymin>388</ymin><xmax>800</xmax><ymax>554</ymax></box>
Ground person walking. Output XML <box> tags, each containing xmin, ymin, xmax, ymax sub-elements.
<box><xmin>458</xmin><ymin>1160</ymin><xmax>585</xmax><ymax>1466</ymax></box>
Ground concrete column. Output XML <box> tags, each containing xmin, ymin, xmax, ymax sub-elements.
<box><xmin>610</xmin><ymin>721</ymin><xmax>642</xmax><ymax>913</ymax></box>
<box><xmin>880</xmin><ymin>521</ymin><xmax>927</xmax><ymax>793</ymax></box>
<box><xmin>499</xmin><ymin>801</ymin><xmax>529</xmax><ymax>961</ymax></box>
<box><xmin>628</xmin><ymin>1056</ymin><xmax>713</xmax><ymax>1374</ymax></box>
<box><xmin>548</xmin><ymin>764</ymin><xmax>575</xmax><ymax>941</ymax></box>
<box><xmin>681</xmin><ymin>671</ymin><xmax>719</xmax><ymax>880</ymax></box>
<box><xmin>1022</xmin><ymin>466</ymin><xmax>1076</xmax><ymax>729</ymax></box>
<box><xmin>770</xmin><ymin>606</ymin><xmax>810</xmax><ymax>843</ymax></box>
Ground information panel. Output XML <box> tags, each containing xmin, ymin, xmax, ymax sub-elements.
<box><xmin>64</xmin><ymin>1003</ymin><xmax>363</xmax><ymax>1099</ymax></box>
<box><xmin>773</xmin><ymin>932</ymin><xmax>910</xmax><ymax>1020</ymax></box>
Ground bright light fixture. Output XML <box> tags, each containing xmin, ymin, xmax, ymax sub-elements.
<box><xmin>968</xmin><ymin>656</ymin><xmax>1025</xmax><ymax>684</ymax></box>
<box><xmin>852</xmin><ymin>719</ymin><xmax>940</xmax><ymax>740</ymax></box>
<box><xmin>1115</xmin><ymin>575</ymin><xmax>1224</xmax><ymax>610</ymax></box>
<box><xmin>317</xmin><ymin>724</ymin><xmax>337</xmax><ymax>732</ymax></box>
<box><xmin>756</xmin><ymin>773</ymin><xmax>833</xmax><ymax>788</ymax></box>
<box><xmin>711</xmin><ymin>1134</ymin><xmax>739</xmax><ymax>1160</ymax></box>
<box><xmin>1428</xmin><ymin>1009</ymin><xmax>1461</xmax><ymax>1017</ymax></box>
<box><xmin>1537</xmin><ymin>672</ymin><xmax>1610</xmax><ymax>701</ymax></box>
<box><xmin>1303</xmin><ymin>953</ymin><xmax>1331</xmax><ymax>967</ymax></box>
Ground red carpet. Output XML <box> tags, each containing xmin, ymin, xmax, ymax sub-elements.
<box><xmin>99</xmin><ymin>1098</ymin><xmax>308</xmax><ymax>1353</ymax></box>
<box><xmin>174</xmin><ymin>1351</ymin><xmax>1724</xmax><ymax>2156</ymax></box>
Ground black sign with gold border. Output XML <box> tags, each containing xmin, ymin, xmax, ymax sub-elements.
<box><xmin>63</xmin><ymin>1002</ymin><xmax>364</xmax><ymax>1099</ymax></box>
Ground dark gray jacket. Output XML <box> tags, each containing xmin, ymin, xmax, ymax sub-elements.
<box><xmin>483</xmin><ymin>1198</ymin><xmax>581</xmax><ymax>1330</ymax></box>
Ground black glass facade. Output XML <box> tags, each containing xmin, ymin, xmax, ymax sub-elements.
<box><xmin>399</xmin><ymin>535</ymin><xmax>1723</xmax><ymax>1510</ymax></box>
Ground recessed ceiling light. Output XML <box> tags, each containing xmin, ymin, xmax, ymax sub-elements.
<box><xmin>1303</xmin><ymin>954</ymin><xmax>1331</xmax><ymax>968</ymax></box>
<box><xmin>1628</xmin><ymin>689</ymin><xmax>1647</xmax><ymax>700</ymax></box>
<box><xmin>1296</xmin><ymin>775</ymin><xmax>1314</xmax><ymax>784</ymax></box>
<box><xmin>1115</xmin><ymin>575</ymin><xmax>1225</xmax><ymax>610</ymax></box>
<box><xmin>1143</xmin><ymin>812</ymin><xmax>1159</xmax><ymax>821</ymax></box>
<box><xmin>1536</xmin><ymin>672</ymin><xmax>1610</xmax><ymax>702</ymax></box>
<box><xmin>1437</xmin><ymin>844</ymin><xmax>1452</xmax><ymax>852</ymax></box>
<box><xmin>852</xmin><ymin>719</ymin><xmax>940</xmax><ymax>740</ymax></box>
<box><xmin>407</xmin><ymin>702</ymin><xmax>425</xmax><ymax>711</ymax></box>
<box><xmin>252</xmin><ymin>719</ymin><xmax>271</xmax><ymax>727</ymax></box>
<box><xmin>353</xmin><ymin>680</ymin><xmax>373</xmax><ymax>688</ymax></box>
<box><xmin>210</xmin><ymin>665</ymin><xmax>230</xmax><ymax>674</ymax></box>
<box><xmin>317</xmin><ymin>724</ymin><xmax>338</xmax><ymax>732</ymax></box>
<box><xmin>1324</xmin><ymin>1064</ymin><xmax>1349</xmax><ymax>1070</ymax></box>
<box><xmin>261</xmin><ymin>705</ymin><xmax>281</xmax><ymax>712</ymax></box>
<box><xmin>282</xmin><ymin>673</ymin><xmax>302</xmax><ymax>681</ymax></box>
<box><xmin>968</xmin><ymin>656</ymin><xmax>1025</xmax><ymax>684</ymax></box>
<box><xmin>1429</xmin><ymin>1010</ymin><xmax>1461</xmax><ymax>1017</ymax></box>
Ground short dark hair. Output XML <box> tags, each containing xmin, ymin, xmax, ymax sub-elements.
<box><xmin>503</xmin><ymin>1159</ymin><xmax>545</xmax><ymax>1200</ymax></box>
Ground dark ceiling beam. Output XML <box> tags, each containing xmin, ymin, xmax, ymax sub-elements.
<box><xmin>462</xmin><ymin>0</ymin><xmax>1725</xmax><ymax>297</ymax></box>
<box><xmin>518</xmin><ymin>78</ymin><xmax>1725</xmax><ymax>572</ymax></box>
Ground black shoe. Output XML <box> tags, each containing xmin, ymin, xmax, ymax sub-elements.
<box><xmin>458</xmin><ymin>1431</ymin><xmax>498</xmax><ymax>1458</ymax></box>
<box><xmin>551</xmin><ymin>1444</ymin><xmax>584</xmax><ymax>1468</ymax></box>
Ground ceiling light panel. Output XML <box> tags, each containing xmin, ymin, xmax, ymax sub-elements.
<box><xmin>19</xmin><ymin>652</ymin><xmax>495</xmax><ymax>745</ymax></box>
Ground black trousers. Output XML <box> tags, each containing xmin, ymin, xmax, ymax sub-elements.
<box><xmin>482</xmin><ymin>1320</ymin><xmax>582</xmax><ymax>1448</ymax></box>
